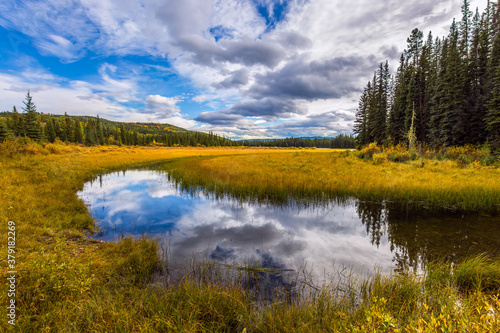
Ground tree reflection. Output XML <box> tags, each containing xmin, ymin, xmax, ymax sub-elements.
<box><xmin>356</xmin><ymin>201</ymin><xmax>500</xmax><ymax>272</ymax></box>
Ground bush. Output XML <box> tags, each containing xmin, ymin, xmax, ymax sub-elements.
<box><xmin>372</xmin><ymin>153</ymin><xmax>386</xmax><ymax>165</ymax></box>
<box><xmin>410</xmin><ymin>151</ymin><xmax>418</xmax><ymax>161</ymax></box>
<box><xmin>357</xmin><ymin>143</ymin><xmax>382</xmax><ymax>159</ymax></box>
<box><xmin>388</xmin><ymin>151</ymin><xmax>411</xmax><ymax>162</ymax></box>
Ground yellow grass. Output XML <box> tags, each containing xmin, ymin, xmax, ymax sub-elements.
<box><xmin>0</xmin><ymin>141</ymin><xmax>499</xmax><ymax>331</ymax></box>
<box><xmin>164</xmin><ymin>150</ymin><xmax>500</xmax><ymax>212</ymax></box>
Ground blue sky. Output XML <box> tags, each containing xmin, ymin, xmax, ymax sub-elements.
<box><xmin>0</xmin><ymin>0</ymin><xmax>486</xmax><ymax>139</ymax></box>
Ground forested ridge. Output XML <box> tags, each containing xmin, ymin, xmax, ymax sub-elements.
<box><xmin>0</xmin><ymin>94</ymin><xmax>236</xmax><ymax>147</ymax></box>
<box><xmin>0</xmin><ymin>93</ymin><xmax>355</xmax><ymax>148</ymax></box>
<box><xmin>354</xmin><ymin>0</ymin><xmax>500</xmax><ymax>153</ymax></box>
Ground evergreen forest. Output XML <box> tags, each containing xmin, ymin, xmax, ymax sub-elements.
<box><xmin>354</xmin><ymin>0</ymin><xmax>500</xmax><ymax>153</ymax></box>
<box><xmin>0</xmin><ymin>92</ymin><xmax>355</xmax><ymax>149</ymax></box>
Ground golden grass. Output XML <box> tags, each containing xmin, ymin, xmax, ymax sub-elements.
<box><xmin>164</xmin><ymin>150</ymin><xmax>500</xmax><ymax>212</ymax></box>
<box><xmin>0</xmin><ymin>140</ymin><xmax>499</xmax><ymax>331</ymax></box>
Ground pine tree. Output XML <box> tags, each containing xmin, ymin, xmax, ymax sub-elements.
<box><xmin>46</xmin><ymin>118</ymin><xmax>56</xmax><ymax>143</ymax></box>
<box><xmin>388</xmin><ymin>54</ymin><xmax>410</xmax><ymax>144</ymax></box>
<box><xmin>64</xmin><ymin>113</ymin><xmax>74</xmax><ymax>142</ymax></box>
<box><xmin>354</xmin><ymin>83</ymin><xmax>370</xmax><ymax>147</ymax></box>
<box><xmin>366</xmin><ymin>73</ymin><xmax>378</xmax><ymax>143</ymax></box>
<box><xmin>486</xmin><ymin>33</ymin><xmax>500</xmax><ymax>152</ymax></box>
<box><xmin>0</xmin><ymin>118</ymin><xmax>9</xmax><ymax>141</ymax></box>
<box><xmin>84</xmin><ymin>119</ymin><xmax>95</xmax><ymax>146</ymax></box>
<box><xmin>440</xmin><ymin>20</ymin><xmax>467</xmax><ymax>146</ymax></box>
<box><xmin>468</xmin><ymin>10</ymin><xmax>489</xmax><ymax>144</ymax></box>
<box><xmin>460</xmin><ymin>0</ymin><xmax>473</xmax><ymax>57</ymax></box>
<box><xmin>406</xmin><ymin>28</ymin><xmax>424</xmax><ymax>66</ymax></box>
<box><xmin>11</xmin><ymin>106</ymin><xmax>23</xmax><ymax>137</ymax></box>
<box><xmin>120</xmin><ymin>124</ymin><xmax>126</xmax><ymax>145</ymax></box>
<box><xmin>22</xmin><ymin>91</ymin><xmax>42</xmax><ymax>141</ymax></box>
<box><xmin>74</xmin><ymin>119</ymin><xmax>84</xmax><ymax>144</ymax></box>
<box><xmin>96</xmin><ymin>116</ymin><xmax>104</xmax><ymax>145</ymax></box>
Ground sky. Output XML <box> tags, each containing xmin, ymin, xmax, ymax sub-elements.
<box><xmin>0</xmin><ymin>0</ymin><xmax>488</xmax><ymax>139</ymax></box>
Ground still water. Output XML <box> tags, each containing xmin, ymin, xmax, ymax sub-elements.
<box><xmin>78</xmin><ymin>169</ymin><xmax>500</xmax><ymax>281</ymax></box>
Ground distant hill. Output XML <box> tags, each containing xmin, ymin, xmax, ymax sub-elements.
<box><xmin>1</xmin><ymin>112</ymin><xmax>190</xmax><ymax>134</ymax></box>
<box><xmin>0</xmin><ymin>111</ymin><xmax>355</xmax><ymax>148</ymax></box>
<box><xmin>45</xmin><ymin>114</ymin><xmax>191</xmax><ymax>135</ymax></box>
<box><xmin>0</xmin><ymin>111</ymin><xmax>234</xmax><ymax>147</ymax></box>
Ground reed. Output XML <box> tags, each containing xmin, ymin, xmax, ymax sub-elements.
<box><xmin>1</xmin><ymin>140</ymin><xmax>499</xmax><ymax>331</ymax></box>
<box><xmin>162</xmin><ymin>149</ymin><xmax>500</xmax><ymax>213</ymax></box>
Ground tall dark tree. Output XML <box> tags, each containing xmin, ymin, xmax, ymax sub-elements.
<box><xmin>354</xmin><ymin>83</ymin><xmax>370</xmax><ymax>146</ymax></box>
<box><xmin>486</xmin><ymin>33</ymin><xmax>500</xmax><ymax>152</ymax></box>
<box><xmin>22</xmin><ymin>91</ymin><xmax>42</xmax><ymax>141</ymax></box>
<box><xmin>0</xmin><ymin>118</ymin><xmax>9</xmax><ymax>141</ymax></box>
<box><xmin>406</xmin><ymin>28</ymin><xmax>424</xmax><ymax>66</ymax></box>
<box><xmin>468</xmin><ymin>10</ymin><xmax>489</xmax><ymax>144</ymax></box>
<box><xmin>74</xmin><ymin>119</ymin><xmax>84</xmax><ymax>144</ymax></box>
<box><xmin>96</xmin><ymin>115</ymin><xmax>104</xmax><ymax>145</ymax></box>
<box><xmin>460</xmin><ymin>0</ymin><xmax>473</xmax><ymax>57</ymax></box>
<box><xmin>11</xmin><ymin>106</ymin><xmax>23</xmax><ymax>137</ymax></box>
<box><xmin>356</xmin><ymin>2</ymin><xmax>499</xmax><ymax>149</ymax></box>
<box><xmin>63</xmin><ymin>113</ymin><xmax>74</xmax><ymax>142</ymax></box>
<box><xmin>439</xmin><ymin>20</ymin><xmax>468</xmax><ymax>146</ymax></box>
<box><xmin>46</xmin><ymin>118</ymin><xmax>57</xmax><ymax>143</ymax></box>
<box><xmin>388</xmin><ymin>54</ymin><xmax>409</xmax><ymax>144</ymax></box>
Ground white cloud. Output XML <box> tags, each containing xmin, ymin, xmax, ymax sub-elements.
<box><xmin>0</xmin><ymin>0</ymin><xmax>485</xmax><ymax>138</ymax></box>
<box><xmin>145</xmin><ymin>95</ymin><xmax>181</xmax><ymax>108</ymax></box>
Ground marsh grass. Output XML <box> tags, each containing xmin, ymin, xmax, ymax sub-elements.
<box><xmin>162</xmin><ymin>148</ymin><xmax>500</xmax><ymax>213</ymax></box>
<box><xmin>1</xmin><ymin>140</ymin><xmax>499</xmax><ymax>331</ymax></box>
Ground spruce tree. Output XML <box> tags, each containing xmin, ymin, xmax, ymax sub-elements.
<box><xmin>354</xmin><ymin>84</ymin><xmax>370</xmax><ymax>147</ymax></box>
<box><xmin>0</xmin><ymin>118</ymin><xmax>9</xmax><ymax>141</ymax></box>
<box><xmin>486</xmin><ymin>64</ymin><xmax>500</xmax><ymax>152</ymax></box>
<box><xmin>64</xmin><ymin>113</ymin><xmax>74</xmax><ymax>142</ymax></box>
<box><xmin>406</xmin><ymin>28</ymin><xmax>424</xmax><ymax>66</ymax></box>
<box><xmin>468</xmin><ymin>11</ymin><xmax>489</xmax><ymax>144</ymax></box>
<box><xmin>486</xmin><ymin>33</ymin><xmax>500</xmax><ymax>152</ymax></box>
<box><xmin>11</xmin><ymin>106</ymin><xmax>23</xmax><ymax>137</ymax></box>
<box><xmin>96</xmin><ymin>116</ymin><xmax>104</xmax><ymax>145</ymax></box>
<box><xmin>388</xmin><ymin>54</ymin><xmax>410</xmax><ymax>144</ymax></box>
<box><xmin>74</xmin><ymin>119</ymin><xmax>84</xmax><ymax>144</ymax></box>
<box><xmin>440</xmin><ymin>20</ymin><xmax>467</xmax><ymax>146</ymax></box>
<box><xmin>120</xmin><ymin>124</ymin><xmax>126</xmax><ymax>145</ymax></box>
<box><xmin>460</xmin><ymin>0</ymin><xmax>473</xmax><ymax>57</ymax></box>
<box><xmin>46</xmin><ymin>118</ymin><xmax>56</xmax><ymax>143</ymax></box>
<box><xmin>22</xmin><ymin>91</ymin><xmax>42</xmax><ymax>141</ymax></box>
<box><xmin>84</xmin><ymin>119</ymin><xmax>98</xmax><ymax>146</ymax></box>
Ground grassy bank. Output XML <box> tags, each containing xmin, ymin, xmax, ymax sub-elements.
<box><xmin>0</xmin><ymin>141</ymin><xmax>499</xmax><ymax>331</ymax></box>
<box><xmin>163</xmin><ymin>148</ymin><xmax>500</xmax><ymax>213</ymax></box>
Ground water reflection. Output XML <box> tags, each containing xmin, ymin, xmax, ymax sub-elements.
<box><xmin>78</xmin><ymin>170</ymin><xmax>500</xmax><ymax>281</ymax></box>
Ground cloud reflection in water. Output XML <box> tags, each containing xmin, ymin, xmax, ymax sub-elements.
<box><xmin>78</xmin><ymin>170</ymin><xmax>395</xmax><ymax>279</ymax></box>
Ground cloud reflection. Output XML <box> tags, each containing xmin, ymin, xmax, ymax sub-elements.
<box><xmin>77</xmin><ymin>170</ymin><xmax>396</xmax><ymax>277</ymax></box>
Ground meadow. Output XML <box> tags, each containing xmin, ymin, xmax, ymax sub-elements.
<box><xmin>163</xmin><ymin>144</ymin><xmax>500</xmax><ymax>213</ymax></box>
<box><xmin>0</xmin><ymin>140</ymin><xmax>499</xmax><ymax>332</ymax></box>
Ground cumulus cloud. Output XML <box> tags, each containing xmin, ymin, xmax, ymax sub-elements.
<box><xmin>213</xmin><ymin>68</ymin><xmax>250</xmax><ymax>89</ymax></box>
<box><xmin>179</xmin><ymin>35</ymin><xmax>286</xmax><ymax>68</ymax></box>
<box><xmin>195</xmin><ymin>111</ymin><xmax>246</xmax><ymax>126</ymax></box>
<box><xmin>247</xmin><ymin>55</ymin><xmax>374</xmax><ymax>101</ymax></box>
<box><xmin>231</xmin><ymin>98</ymin><xmax>307</xmax><ymax>120</ymax></box>
<box><xmin>143</xmin><ymin>94</ymin><xmax>182</xmax><ymax>117</ymax></box>
<box><xmin>0</xmin><ymin>0</ymin><xmax>483</xmax><ymax>138</ymax></box>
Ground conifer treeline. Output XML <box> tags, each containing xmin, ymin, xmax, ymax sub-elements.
<box><xmin>354</xmin><ymin>0</ymin><xmax>500</xmax><ymax>152</ymax></box>
<box><xmin>1</xmin><ymin>92</ymin><xmax>355</xmax><ymax>148</ymax></box>
<box><xmin>0</xmin><ymin>92</ymin><xmax>236</xmax><ymax>147</ymax></box>
<box><xmin>240</xmin><ymin>135</ymin><xmax>356</xmax><ymax>149</ymax></box>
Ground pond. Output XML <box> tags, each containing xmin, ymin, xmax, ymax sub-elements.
<box><xmin>77</xmin><ymin>169</ymin><xmax>500</xmax><ymax>285</ymax></box>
